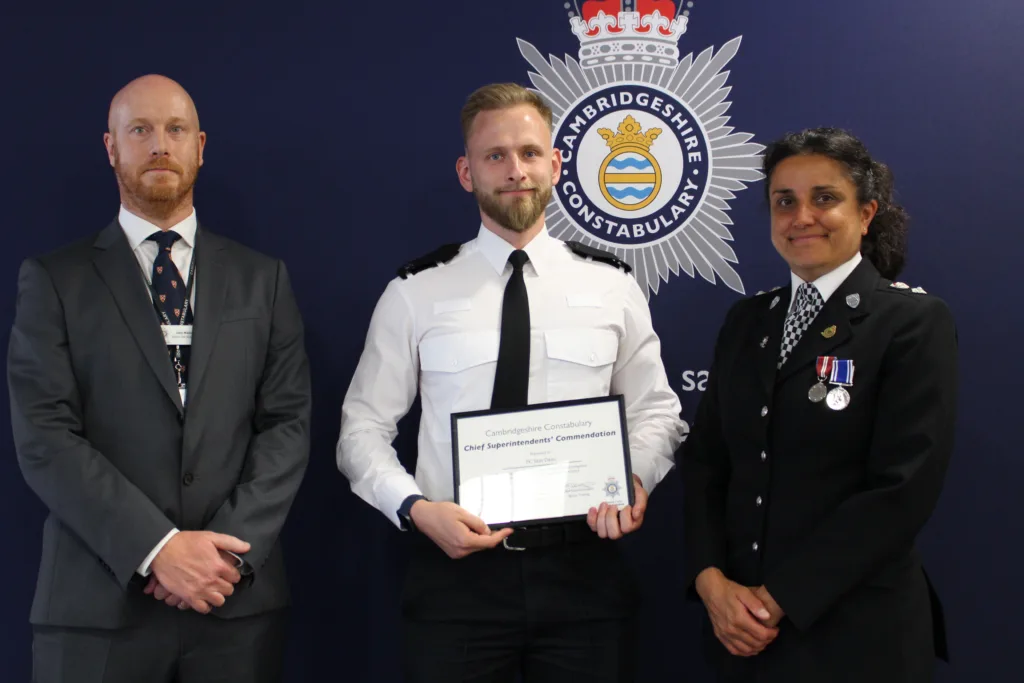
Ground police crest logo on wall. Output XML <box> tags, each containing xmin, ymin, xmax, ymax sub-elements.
<box><xmin>517</xmin><ymin>0</ymin><xmax>763</xmax><ymax>296</ymax></box>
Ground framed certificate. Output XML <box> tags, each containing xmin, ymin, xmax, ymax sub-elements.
<box><xmin>451</xmin><ymin>395</ymin><xmax>634</xmax><ymax>528</ymax></box>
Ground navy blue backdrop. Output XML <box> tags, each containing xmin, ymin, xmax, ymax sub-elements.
<box><xmin>1</xmin><ymin>1</ymin><xmax>1021</xmax><ymax>680</ymax></box>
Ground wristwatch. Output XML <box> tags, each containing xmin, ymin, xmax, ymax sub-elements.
<box><xmin>397</xmin><ymin>494</ymin><xmax>427</xmax><ymax>532</ymax></box>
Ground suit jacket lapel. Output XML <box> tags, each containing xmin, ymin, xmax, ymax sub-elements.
<box><xmin>776</xmin><ymin>259</ymin><xmax>879</xmax><ymax>385</ymax></box>
<box><xmin>186</xmin><ymin>225</ymin><xmax>227</xmax><ymax>408</ymax></box>
<box><xmin>92</xmin><ymin>220</ymin><xmax>182</xmax><ymax>413</ymax></box>
<box><xmin>754</xmin><ymin>286</ymin><xmax>791</xmax><ymax>397</ymax></box>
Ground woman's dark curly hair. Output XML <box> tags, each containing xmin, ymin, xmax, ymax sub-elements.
<box><xmin>762</xmin><ymin>127</ymin><xmax>908</xmax><ymax>280</ymax></box>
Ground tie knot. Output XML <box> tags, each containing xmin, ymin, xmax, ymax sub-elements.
<box><xmin>508</xmin><ymin>250</ymin><xmax>529</xmax><ymax>272</ymax></box>
<box><xmin>147</xmin><ymin>230</ymin><xmax>182</xmax><ymax>251</ymax></box>
<box><xmin>796</xmin><ymin>282</ymin><xmax>822</xmax><ymax>308</ymax></box>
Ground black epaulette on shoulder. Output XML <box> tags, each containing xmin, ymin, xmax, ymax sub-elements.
<box><xmin>397</xmin><ymin>243</ymin><xmax>462</xmax><ymax>279</ymax></box>
<box><xmin>563</xmin><ymin>240</ymin><xmax>632</xmax><ymax>273</ymax></box>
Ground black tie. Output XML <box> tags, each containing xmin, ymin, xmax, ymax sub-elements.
<box><xmin>491</xmin><ymin>250</ymin><xmax>530</xmax><ymax>410</ymax></box>
<box><xmin>146</xmin><ymin>230</ymin><xmax>193</xmax><ymax>389</ymax></box>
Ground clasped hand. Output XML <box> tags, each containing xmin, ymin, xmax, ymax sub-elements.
<box><xmin>143</xmin><ymin>531</ymin><xmax>249</xmax><ymax>614</ymax></box>
<box><xmin>695</xmin><ymin>567</ymin><xmax>785</xmax><ymax>657</ymax></box>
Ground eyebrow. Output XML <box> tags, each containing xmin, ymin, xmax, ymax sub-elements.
<box><xmin>770</xmin><ymin>184</ymin><xmax>840</xmax><ymax>196</ymax></box>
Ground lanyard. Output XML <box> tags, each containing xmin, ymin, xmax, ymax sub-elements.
<box><xmin>143</xmin><ymin>240</ymin><xmax>198</xmax><ymax>401</ymax></box>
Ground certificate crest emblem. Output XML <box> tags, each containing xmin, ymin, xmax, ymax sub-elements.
<box><xmin>516</xmin><ymin>1</ymin><xmax>763</xmax><ymax>296</ymax></box>
<box><xmin>603</xmin><ymin>477</ymin><xmax>622</xmax><ymax>499</ymax></box>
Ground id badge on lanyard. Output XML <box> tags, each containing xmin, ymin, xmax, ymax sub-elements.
<box><xmin>147</xmin><ymin>247</ymin><xmax>197</xmax><ymax>408</ymax></box>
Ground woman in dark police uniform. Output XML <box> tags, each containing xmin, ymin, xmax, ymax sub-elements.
<box><xmin>681</xmin><ymin>127</ymin><xmax>957</xmax><ymax>682</ymax></box>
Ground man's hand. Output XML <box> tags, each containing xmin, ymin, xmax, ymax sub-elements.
<box><xmin>143</xmin><ymin>575</ymin><xmax>189</xmax><ymax>608</ymax></box>
<box><xmin>410</xmin><ymin>500</ymin><xmax>513</xmax><ymax>559</ymax></box>
<box><xmin>144</xmin><ymin>551</ymin><xmax>245</xmax><ymax>611</ymax></box>
<box><xmin>587</xmin><ymin>474</ymin><xmax>648</xmax><ymax>539</ymax></box>
<box><xmin>752</xmin><ymin>585</ymin><xmax>785</xmax><ymax>628</ymax></box>
<box><xmin>149</xmin><ymin>531</ymin><xmax>250</xmax><ymax>614</ymax></box>
<box><xmin>695</xmin><ymin>567</ymin><xmax>779</xmax><ymax>657</ymax></box>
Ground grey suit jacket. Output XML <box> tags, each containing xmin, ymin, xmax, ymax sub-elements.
<box><xmin>7</xmin><ymin>219</ymin><xmax>311</xmax><ymax>628</ymax></box>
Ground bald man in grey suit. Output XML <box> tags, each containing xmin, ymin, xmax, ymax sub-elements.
<box><xmin>7</xmin><ymin>74</ymin><xmax>311</xmax><ymax>682</ymax></box>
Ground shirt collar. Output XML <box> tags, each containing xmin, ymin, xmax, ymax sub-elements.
<box><xmin>789</xmin><ymin>251</ymin><xmax>862</xmax><ymax>311</ymax></box>
<box><xmin>118</xmin><ymin>205</ymin><xmax>197</xmax><ymax>251</ymax></box>
<box><xmin>475</xmin><ymin>223</ymin><xmax>558</xmax><ymax>278</ymax></box>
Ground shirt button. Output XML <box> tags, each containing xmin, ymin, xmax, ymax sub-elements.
<box><xmin>760</xmin><ymin>406</ymin><xmax>768</xmax><ymax>417</ymax></box>
<box><xmin>756</xmin><ymin>496</ymin><xmax>763</xmax><ymax>506</ymax></box>
<box><xmin>183</xmin><ymin>472</ymin><xmax>194</xmax><ymax>486</ymax></box>
<box><xmin>452</xmin><ymin>359</ymin><xmax>458</xmax><ymax>367</ymax></box>
<box><xmin>761</xmin><ymin>451</ymin><xmax>767</xmax><ymax>461</ymax></box>
<box><xmin>752</xmin><ymin>542</ymin><xmax>759</xmax><ymax>552</ymax></box>
<box><xmin>589</xmin><ymin>353</ymin><xmax>596</xmax><ymax>361</ymax></box>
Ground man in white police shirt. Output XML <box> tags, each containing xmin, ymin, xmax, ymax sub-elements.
<box><xmin>337</xmin><ymin>83</ymin><xmax>684</xmax><ymax>682</ymax></box>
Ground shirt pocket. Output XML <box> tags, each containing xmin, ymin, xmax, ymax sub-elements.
<box><xmin>418</xmin><ymin>330</ymin><xmax>499</xmax><ymax>440</ymax></box>
<box><xmin>543</xmin><ymin>328</ymin><xmax>619</xmax><ymax>401</ymax></box>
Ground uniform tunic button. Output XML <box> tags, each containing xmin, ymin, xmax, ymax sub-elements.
<box><xmin>760</xmin><ymin>406</ymin><xmax>768</xmax><ymax>417</ymax></box>
<box><xmin>183</xmin><ymin>472</ymin><xmax>194</xmax><ymax>486</ymax></box>
<box><xmin>756</xmin><ymin>496</ymin><xmax>763</xmax><ymax>506</ymax></box>
<box><xmin>761</xmin><ymin>451</ymin><xmax>767</xmax><ymax>461</ymax></box>
<box><xmin>752</xmin><ymin>542</ymin><xmax>759</xmax><ymax>552</ymax></box>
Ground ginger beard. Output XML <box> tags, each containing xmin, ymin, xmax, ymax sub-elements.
<box><xmin>112</xmin><ymin>143</ymin><xmax>200</xmax><ymax>207</ymax></box>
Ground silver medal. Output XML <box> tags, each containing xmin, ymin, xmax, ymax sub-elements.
<box><xmin>826</xmin><ymin>386</ymin><xmax>850</xmax><ymax>411</ymax></box>
<box><xmin>808</xmin><ymin>382</ymin><xmax>827</xmax><ymax>402</ymax></box>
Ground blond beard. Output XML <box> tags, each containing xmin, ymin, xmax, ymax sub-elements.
<box><xmin>475</xmin><ymin>183</ymin><xmax>552</xmax><ymax>233</ymax></box>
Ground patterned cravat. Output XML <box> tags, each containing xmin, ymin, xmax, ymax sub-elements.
<box><xmin>146</xmin><ymin>230</ymin><xmax>193</xmax><ymax>386</ymax></box>
<box><xmin>777</xmin><ymin>283</ymin><xmax>823</xmax><ymax>369</ymax></box>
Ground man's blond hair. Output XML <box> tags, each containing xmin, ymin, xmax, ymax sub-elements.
<box><xmin>460</xmin><ymin>83</ymin><xmax>553</xmax><ymax>145</ymax></box>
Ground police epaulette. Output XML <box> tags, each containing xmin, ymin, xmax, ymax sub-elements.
<box><xmin>563</xmin><ymin>240</ymin><xmax>632</xmax><ymax>273</ymax></box>
<box><xmin>880</xmin><ymin>279</ymin><xmax>930</xmax><ymax>296</ymax></box>
<box><xmin>397</xmin><ymin>243</ymin><xmax>462</xmax><ymax>279</ymax></box>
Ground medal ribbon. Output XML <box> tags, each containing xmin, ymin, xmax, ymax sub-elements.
<box><xmin>829</xmin><ymin>359</ymin><xmax>855</xmax><ymax>386</ymax></box>
<box><xmin>816</xmin><ymin>356</ymin><xmax>836</xmax><ymax>382</ymax></box>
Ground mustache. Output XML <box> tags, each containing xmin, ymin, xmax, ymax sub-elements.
<box><xmin>496</xmin><ymin>185</ymin><xmax>537</xmax><ymax>194</ymax></box>
<box><xmin>142</xmin><ymin>159</ymin><xmax>184</xmax><ymax>173</ymax></box>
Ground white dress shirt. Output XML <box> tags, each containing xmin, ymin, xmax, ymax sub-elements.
<box><xmin>788</xmin><ymin>251</ymin><xmax>862</xmax><ymax>312</ymax></box>
<box><xmin>118</xmin><ymin>204</ymin><xmax>197</xmax><ymax>308</ymax></box>
<box><xmin>118</xmin><ymin>204</ymin><xmax>198</xmax><ymax>576</ymax></box>
<box><xmin>338</xmin><ymin>224</ymin><xmax>685</xmax><ymax>528</ymax></box>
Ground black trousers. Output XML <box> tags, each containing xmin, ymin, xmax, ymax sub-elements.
<box><xmin>403</xmin><ymin>616</ymin><xmax>636</xmax><ymax>683</ymax></box>
<box><xmin>31</xmin><ymin>606</ymin><xmax>288</xmax><ymax>683</ymax></box>
<box><xmin>401</xmin><ymin>532</ymin><xmax>638</xmax><ymax>683</ymax></box>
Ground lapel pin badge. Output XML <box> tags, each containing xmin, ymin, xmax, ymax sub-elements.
<box><xmin>821</xmin><ymin>325</ymin><xmax>837</xmax><ymax>339</ymax></box>
<box><xmin>770</xmin><ymin>296</ymin><xmax>780</xmax><ymax>310</ymax></box>
<box><xmin>846</xmin><ymin>293</ymin><xmax>860</xmax><ymax>309</ymax></box>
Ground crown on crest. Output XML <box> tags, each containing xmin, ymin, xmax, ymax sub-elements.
<box><xmin>598</xmin><ymin>115</ymin><xmax>662</xmax><ymax>151</ymax></box>
<box><xmin>570</xmin><ymin>0</ymin><xmax>688</xmax><ymax>68</ymax></box>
